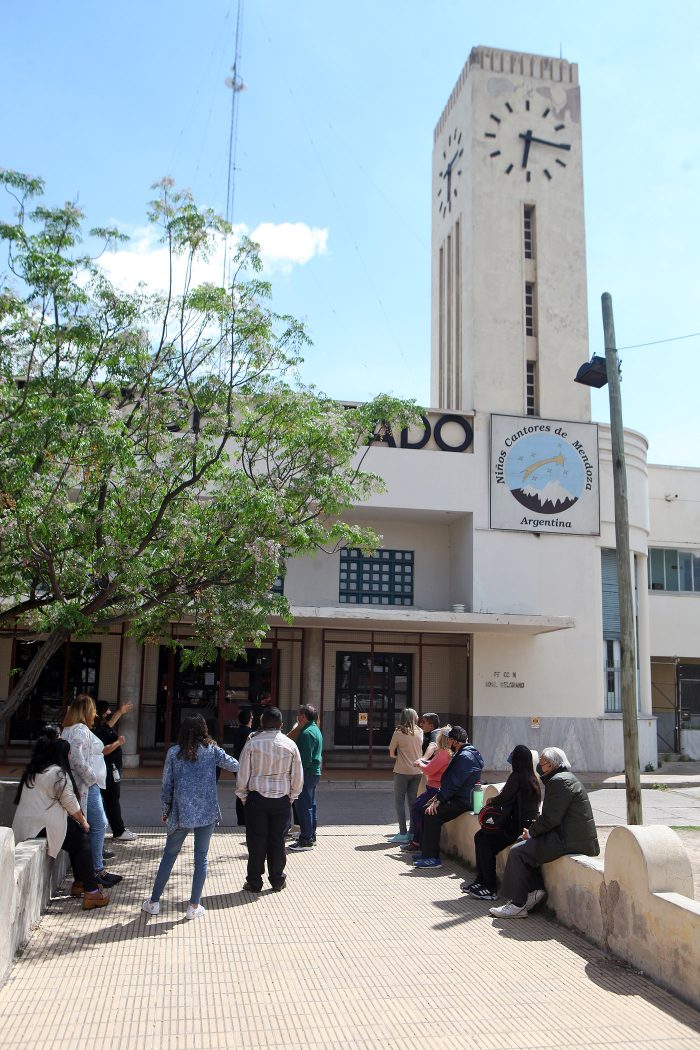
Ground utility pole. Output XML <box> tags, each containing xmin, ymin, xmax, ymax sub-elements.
<box><xmin>602</xmin><ymin>292</ymin><xmax>643</xmax><ymax>824</ymax></box>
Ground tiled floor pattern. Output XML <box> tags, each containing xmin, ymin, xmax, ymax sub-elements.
<box><xmin>1</xmin><ymin>826</ymin><xmax>700</xmax><ymax>1049</ymax></box>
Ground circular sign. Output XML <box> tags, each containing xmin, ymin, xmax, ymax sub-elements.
<box><xmin>505</xmin><ymin>433</ymin><xmax>585</xmax><ymax>515</ymax></box>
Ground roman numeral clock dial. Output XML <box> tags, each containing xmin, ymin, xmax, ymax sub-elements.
<box><xmin>484</xmin><ymin>98</ymin><xmax>571</xmax><ymax>181</ymax></box>
<box><xmin>436</xmin><ymin>127</ymin><xmax>464</xmax><ymax>218</ymax></box>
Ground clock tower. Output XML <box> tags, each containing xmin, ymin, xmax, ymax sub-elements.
<box><xmin>431</xmin><ymin>47</ymin><xmax>591</xmax><ymax>422</ymax></box>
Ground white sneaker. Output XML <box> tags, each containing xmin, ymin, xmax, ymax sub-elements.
<box><xmin>114</xmin><ymin>829</ymin><xmax>138</xmax><ymax>841</ymax></box>
<box><xmin>142</xmin><ymin>899</ymin><xmax>160</xmax><ymax>915</ymax></box>
<box><xmin>186</xmin><ymin>903</ymin><xmax>206</xmax><ymax>920</ymax></box>
<box><xmin>489</xmin><ymin>901</ymin><xmax>529</xmax><ymax>919</ymax></box>
<box><xmin>525</xmin><ymin>888</ymin><xmax>547</xmax><ymax>911</ymax></box>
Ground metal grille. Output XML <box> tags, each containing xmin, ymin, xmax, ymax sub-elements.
<box><xmin>339</xmin><ymin>548</ymin><xmax>414</xmax><ymax>605</ymax></box>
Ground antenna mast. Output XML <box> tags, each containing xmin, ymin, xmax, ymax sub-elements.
<box><xmin>223</xmin><ymin>0</ymin><xmax>246</xmax><ymax>286</ymax></box>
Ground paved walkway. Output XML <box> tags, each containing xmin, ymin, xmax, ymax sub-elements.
<box><xmin>2</xmin><ymin>819</ymin><xmax>700</xmax><ymax>1049</ymax></box>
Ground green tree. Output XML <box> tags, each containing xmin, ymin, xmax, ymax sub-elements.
<box><xmin>0</xmin><ymin>170</ymin><xmax>419</xmax><ymax>723</ymax></box>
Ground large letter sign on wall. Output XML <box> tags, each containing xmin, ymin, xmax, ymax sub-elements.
<box><xmin>490</xmin><ymin>414</ymin><xmax>600</xmax><ymax>535</ymax></box>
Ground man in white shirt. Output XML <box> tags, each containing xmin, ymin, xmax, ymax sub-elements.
<box><xmin>235</xmin><ymin>706</ymin><xmax>303</xmax><ymax>893</ymax></box>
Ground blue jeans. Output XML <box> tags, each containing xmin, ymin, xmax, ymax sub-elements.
<box><xmin>150</xmin><ymin>823</ymin><xmax>216</xmax><ymax>906</ymax></box>
<box><xmin>297</xmin><ymin>773</ymin><xmax>320</xmax><ymax>842</ymax></box>
<box><xmin>86</xmin><ymin>784</ymin><xmax>107</xmax><ymax>872</ymax></box>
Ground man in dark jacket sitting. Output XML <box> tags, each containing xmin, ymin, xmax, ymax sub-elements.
<box><xmin>413</xmin><ymin>726</ymin><xmax>483</xmax><ymax>870</ymax></box>
<box><xmin>489</xmin><ymin>746</ymin><xmax>599</xmax><ymax>919</ymax></box>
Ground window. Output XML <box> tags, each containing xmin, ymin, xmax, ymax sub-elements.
<box><xmin>604</xmin><ymin>639</ymin><xmax>621</xmax><ymax>713</ymax></box>
<box><xmin>524</xmin><ymin>282</ymin><xmax>536</xmax><ymax>337</ymax></box>
<box><xmin>339</xmin><ymin>548</ymin><xmax>414</xmax><ymax>606</ymax></box>
<box><xmin>523</xmin><ymin>205</ymin><xmax>535</xmax><ymax>259</ymax></box>
<box><xmin>526</xmin><ymin>361</ymin><xmax>537</xmax><ymax>416</ymax></box>
<box><xmin>648</xmin><ymin>548</ymin><xmax>700</xmax><ymax>592</ymax></box>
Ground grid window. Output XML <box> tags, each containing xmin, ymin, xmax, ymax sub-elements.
<box><xmin>525</xmin><ymin>282</ymin><xmax>536</xmax><ymax>337</ymax></box>
<box><xmin>523</xmin><ymin>205</ymin><xmax>535</xmax><ymax>259</ymax></box>
<box><xmin>648</xmin><ymin>548</ymin><xmax>700</xmax><ymax>592</ymax></box>
<box><xmin>270</xmin><ymin>573</ymin><xmax>284</xmax><ymax>595</ymax></box>
<box><xmin>339</xmin><ymin>548</ymin><xmax>414</xmax><ymax>606</ymax></box>
<box><xmin>526</xmin><ymin>360</ymin><xmax>537</xmax><ymax>416</ymax></box>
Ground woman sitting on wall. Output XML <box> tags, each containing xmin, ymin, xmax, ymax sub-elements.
<box><xmin>12</xmin><ymin>735</ymin><xmax>110</xmax><ymax>910</ymax></box>
<box><xmin>400</xmin><ymin>725</ymin><xmax>453</xmax><ymax>853</ymax></box>
<box><xmin>462</xmin><ymin>743</ymin><xmax>541</xmax><ymax>901</ymax></box>
<box><xmin>62</xmin><ymin>694</ymin><xmax>122</xmax><ymax>889</ymax></box>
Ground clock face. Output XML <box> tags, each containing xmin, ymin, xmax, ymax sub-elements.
<box><xmin>483</xmin><ymin>96</ymin><xmax>571</xmax><ymax>181</ymax></box>
<box><xmin>436</xmin><ymin>126</ymin><xmax>464</xmax><ymax>218</ymax></box>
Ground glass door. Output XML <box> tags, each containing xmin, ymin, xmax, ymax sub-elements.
<box><xmin>334</xmin><ymin>652</ymin><xmax>412</xmax><ymax>748</ymax></box>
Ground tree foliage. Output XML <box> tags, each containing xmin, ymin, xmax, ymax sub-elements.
<box><xmin>0</xmin><ymin>170</ymin><xmax>419</xmax><ymax>720</ymax></box>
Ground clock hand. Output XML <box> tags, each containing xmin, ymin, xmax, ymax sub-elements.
<box><xmin>520</xmin><ymin>130</ymin><xmax>532</xmax><ymax>169</ymax></box>
<box><xmin>519</xmin><ymin>132</ymin><xmax>571</xmax><ymax>152</ymax></box>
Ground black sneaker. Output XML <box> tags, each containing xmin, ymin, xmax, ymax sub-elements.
<box><xmin>468</xmin><ymin>885</ymin><xmax>498</xmax><ymax>900</ymax></box>
<box><xmin>288</xmin><ymin>839</ymin><xmax>314</xmax><ymax>851</ymax></box>
<box><xmin>243</xmin><ymin>881</ymin><xmax>261</xmax><ymax>893</ymax></box>
<box><xmin>461</xmin><ymin>879</ymin><xmax>481</xmax><ymax>893</ymax></box>
<box><xmin>270</xmin><ymin>881</ymin><xmax>287</xmax><ymax>892</ymax></box>
<box><xmin>96</xmin><ymin>870</ymin><xmax>123</xmax><ymax>887</ymax></box>
<box><xmin>102</xmin><ymin>850</ymin><xmax>115</xmax><ymax>860</ymax></box>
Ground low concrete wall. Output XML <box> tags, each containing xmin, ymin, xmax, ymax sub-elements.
<box><xmin>441</xmin><ymin>805</ymin><xmax>700</xmax><ymax>1012</ymax></box>
<box><xmin>0</xmin><ymin>827</ymin><xmax>68</xmax><ymax>986</ymax></box>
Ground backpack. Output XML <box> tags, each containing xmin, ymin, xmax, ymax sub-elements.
<box><xmin>478</xmin><ymin>800</ymin><xmax>514</xmax><ymax>832</ymax></box>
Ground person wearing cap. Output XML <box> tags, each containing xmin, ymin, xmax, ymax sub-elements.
<box><xmin>489</xmin><ymin>746</ymin><xmax>599</xmax><ymax>919</ymax></box>
<box><xmin>413</xmin><ymin>726</ymin><xmax>483</xmax><ymax>869</ymax></box>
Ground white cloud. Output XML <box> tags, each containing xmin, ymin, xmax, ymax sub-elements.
<box><xmin>251</xmin><ymin>222</ymin><xmax>328</xmax><ymax>272</ymax></box>
<box><xmin>95</xmin><ymin>221</ymin><xmax>328</xmax><ymax>293</ymax></box>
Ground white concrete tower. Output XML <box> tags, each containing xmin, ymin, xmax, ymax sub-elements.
<box><xmin>431</xmin><ymin>47</ymin><xmax>591</xmax><ymax>422</ymax></box>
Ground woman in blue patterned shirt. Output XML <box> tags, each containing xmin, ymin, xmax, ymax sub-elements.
<box><xmin>142</xmin><ymin>715</ymin><xmax>239</xmax><ymax>920</ymax></box>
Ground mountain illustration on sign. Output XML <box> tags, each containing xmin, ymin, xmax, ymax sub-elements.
<box><xmin>506</xmin><ymin>435</ymin><xmax>585</xmax><ymax>515</ymax></box>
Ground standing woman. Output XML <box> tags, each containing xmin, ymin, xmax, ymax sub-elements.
<box><xmin>142</xmin><ymin>714</ymin><xmax>239</xmax><ymax>920</ymax></box>
<box><xmin>62</xmin><ymin>693</ymin><xmax>122</xmax><ymax>888</ymax></box>
<box><xmin>463</xmin><ymin>743</ymin><xmax>541</xmax><ymax>900</ymax></box>
<box><xmin>387</xmin><ymin>708</ymin><xmax>424</xmax><ymax>844</ymax></box>
<box><xmin>400</xmin><ymin>725</ymin><xmax>453</xmax><ymax>853</ymax></box>
<box><xmin>94</xmin><ymin>700</ymin><xmax>138</xmax><ymax>841</ymax></box>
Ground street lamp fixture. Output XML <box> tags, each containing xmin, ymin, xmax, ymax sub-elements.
<box><xmin>575</xmin><ymin>293</ymin><xmax>643</xmax><ymax>825</ymax></box>
<box><xmin>574</xmin><ymin>355</ymin><xmax>608</xmax><ymax>389</ymax></box>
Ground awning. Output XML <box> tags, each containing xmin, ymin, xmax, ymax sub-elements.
<box><xmin>271</xmin><ymin>606</ymin><xmax>574</xmax><ymax>636</ymax></box>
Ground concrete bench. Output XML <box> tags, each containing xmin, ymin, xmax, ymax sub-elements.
<box><xmin>438</xmin><ymin>785</ymin><xmax>700</xmax><ymax>1012</ymax></box>
<box><xmin>1</xmin><ymin>812</ymin><xmax>69</xmax><ymax>986</ymax></box>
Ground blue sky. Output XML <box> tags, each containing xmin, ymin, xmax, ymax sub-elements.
<box><xmin>2</xmin><ymin>1</ymin><xmax>700</xmax><ymax>466</ymax></box>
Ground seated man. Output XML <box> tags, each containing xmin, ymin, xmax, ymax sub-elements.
<box><xmin>489</xmin><ymin>746</ymin><xmax>600</xmax><ymax>919</ymax></box>
<box><xmin>413</xmin><ymin>726</ymin><xmax>483</xmax><ymax>869</ymax></box>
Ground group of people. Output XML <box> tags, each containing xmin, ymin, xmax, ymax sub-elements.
<box><xmin>12</xmin><ymin>694</ymin><xmax>598</xmax><ymax>922</ymax></box>
<box><xmin>12</xmin><ymin>696</ymin><xmax>323</xmax><ymax>919</ymax></box>
<box><xmin>389</xmin><ymin>708</ymin><xmax>600</xmax><ymax>918</ymax></box>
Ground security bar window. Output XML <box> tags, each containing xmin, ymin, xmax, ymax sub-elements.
<box><xmin>339</xmin><ymin>548</ymin><xmax>414</xmax><ymax>606</ymax></box>
<box><xmin>524</xmin><ymin>282</ymin><xmax>536</xmax><ymax>337</ymax></box>
<box><xmin>526</xmin><ymin>360</ymin><xmax>537</xmax><ymax>416</ymax></box>
<box><xmin>523</xmin><ymin>205</ymin><xmax>535</xmax><ymax>259</ymax></box>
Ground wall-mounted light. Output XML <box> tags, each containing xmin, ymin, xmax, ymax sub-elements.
<box><xmin>664</xmin><ymin>494</ymin><xmax>679</xmax><ymax>502</ymax></box>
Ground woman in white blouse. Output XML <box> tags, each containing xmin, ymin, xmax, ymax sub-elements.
<box><xmin>62</xmin><ymin>694</ymin><xmax>122</xmax><ymax>888</ymax></box>
<box><xmin>13</xmin><ymin>734</ymin><xmax>110</xmax><ymax>909</ymax></box>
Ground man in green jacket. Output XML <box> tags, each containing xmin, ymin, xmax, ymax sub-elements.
<box><xmin>289</xmin><ymin>705</ymin><xmax>323</xmax><ymax>851</ymax></box>
<box><xmin>490</xmin><ymin>746</ymin><xmax>599</xmax><ymax>919</ymax></box>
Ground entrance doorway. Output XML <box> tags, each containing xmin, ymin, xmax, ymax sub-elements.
<box><xmin>152</xmin><ymin>646</ymin><xmax>277</xmax><ymax>751</ymax></box>
<box><xmin>7</xmin><ymin>640</ymin><xmax>101</xmax><ymax>745</ymax></box>
<box><xmin>334</xmin><ymin>652</ymin><xmax>412</xmax><ymax>748</ymax></box>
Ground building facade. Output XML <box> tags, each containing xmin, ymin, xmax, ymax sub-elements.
<box><xmin>2</xmin><ymin>47</ymin><xmax>699</xmax><ymax>770</ymax></box>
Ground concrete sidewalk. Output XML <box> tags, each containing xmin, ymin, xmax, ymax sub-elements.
<box><xmin>2</xmin><ymin>819</ymin><xmax>700</xmax><ymax>1049</ymax></box>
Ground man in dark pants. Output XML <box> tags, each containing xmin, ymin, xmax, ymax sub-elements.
<box><xmin>413</xmin><ymin>726</ymin><xmax>483</xmax><ymax>869</ymax></box>
<box><xmin>235</xmin><ymin>706</ymin><xmax>303</xmax><ymax>893</ymax></box>
<box><xmin>288</xmin><ymin>704</ymin><xmax>323</xmax><ymax>851</ymax></box>
<box><xmin>231</xmin><ymin>707</ymin><xmax>254</xmax><ymax>826</ymax></box>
